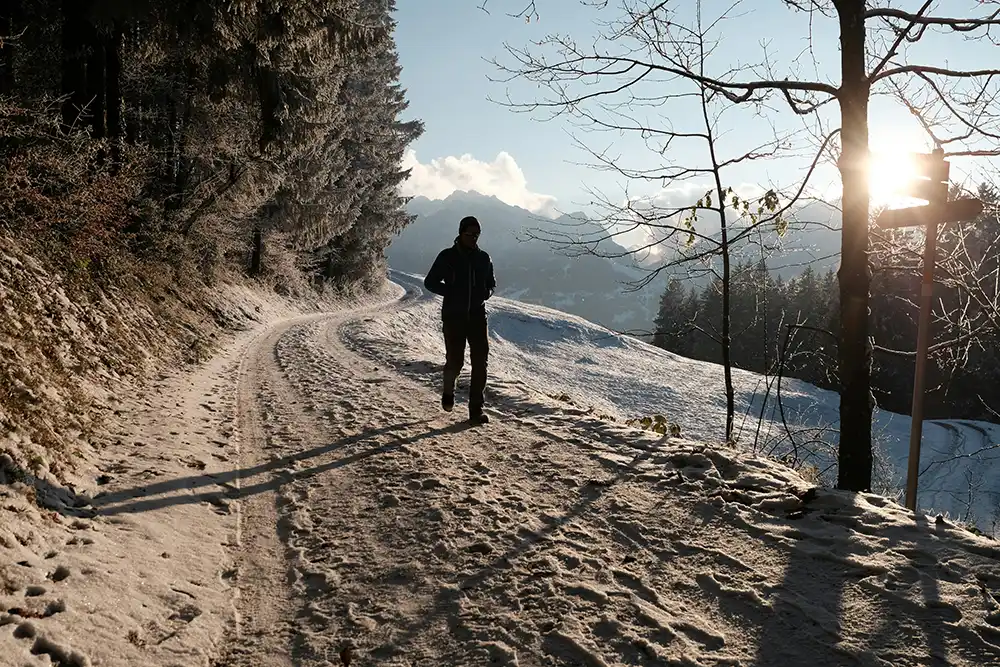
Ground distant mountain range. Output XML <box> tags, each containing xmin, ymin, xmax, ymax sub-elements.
<box><xmin>389</xmin><ymin>190</ymin><xmax>844</xmax><ymax>333</ymax></box>
<box><xmin>390</xmin><ymin>191</ymin><xmax>661</xmax><ymax>333</ymax></box>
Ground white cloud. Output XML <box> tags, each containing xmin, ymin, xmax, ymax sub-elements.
<box><xmin>613</xmin><ymin>182</ymin><xmax>776</xmax><ymax>253</ymax></box>
<box><xmin>635</xmin><ymin>182</ymin><xmax>765</xmax><ymax>211</ymax></box>
<box><xmin>400</xmin><ymin>149</ymin><xmax>559</xmax><ymax>217</ymax></box>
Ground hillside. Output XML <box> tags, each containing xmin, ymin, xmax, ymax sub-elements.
<box><xmin>0</xmin><ymin>0</ymin><xmax>423</xmax><ymax>569</ymax></box>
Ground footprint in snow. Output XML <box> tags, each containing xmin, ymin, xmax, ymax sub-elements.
<box><xmin>883</xmin><ymin>566</ymin><xmax>921</xmax><ymax>591</ymax></box>
<box><xmin>9</xmin><ymin>615</ymin><xmax>88</xmax><ymax>666</ymax></box>
<box><xmin>24</xmin><ymin>585</ymin><xmax>46</xmax><ymax>597</ymax></box>
<box><xmin>380</xmin><ymin>494</ymin><xmax>401</xmax><ymax>507</ymax></box>
<box><xmin>924</xmin><ymin>599</ymin><xmax>963</xmax><ymax>624</ymax></box>
<box><xmin>168</xmin><ymin>604</ymin><xmax>202</xmax><ymax>624</ymax></box>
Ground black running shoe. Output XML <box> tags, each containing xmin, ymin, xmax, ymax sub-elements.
<box><xmin>469</xmin><ymin>411</ymin><xmax>490</xmax><ymax>425</ymax></box>
<box><xmin>442</xmin><ymin>393</ymin><xmax>455</xmax><ymax>412</ymax></box>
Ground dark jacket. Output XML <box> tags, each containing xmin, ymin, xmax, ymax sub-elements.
<box><xmin>424</xmin><ymin>238</ymin><xmax>496</xmax><ymax>319</ymax></box>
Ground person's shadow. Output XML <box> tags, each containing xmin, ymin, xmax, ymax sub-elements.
<box><xmin>90</xmin><ymin>419</ymin><xmax>471</xmax><ymax>517</ymax></box>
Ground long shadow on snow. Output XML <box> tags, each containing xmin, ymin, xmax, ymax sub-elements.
<box><xmin>739</xmin><ymin>495</ymin><xmax>872</xmax><ymax>667</ymax></box>
<box><xmin>367</xmin><ymin>444</ymin><xmax>659</xmax><ymax>663</ymax></box>
<box><xmin>746</xmin><ymin>496</ymin><xmax>1000</xmax><ymax>666</ymax></box>
<box><xmin>853</xmin><ymin>514</ymin><xmax>1000</xmax><ymax>666</ymax></box>
<box><xmin>91</xmin><ymin>420</ymin><xmax>479</xmax><ymax>516</ymax></box>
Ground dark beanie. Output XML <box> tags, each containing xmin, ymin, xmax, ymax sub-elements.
<box><xmin>459</xmin><ymin>216</ymin><xmax>480</xmax><ymax>233</ymax></box>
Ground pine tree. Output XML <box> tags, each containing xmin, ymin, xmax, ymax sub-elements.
<box><xmin>2</xmin><ymin>0</ymin><xmax>422</xmax><ymax>290</ymax></box>
<box><xmin>652</xmin><ymin>278</ymin><xmax>690</xmax><ymax>351</ymax></box>
<box><xmin>312</xmin><ymin>0</ymin><xmax>423</xmax><ymax>286</ymax></box>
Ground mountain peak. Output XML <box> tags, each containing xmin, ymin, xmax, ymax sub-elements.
<box><xmin>444</xmin><ymin>189</ymin><xmax>493</xmax><ymax>202</ymax></box>
<box><xmin>558</xmin><ymin>210</ymin><xmax>590</xmax><ymax>222</ymax></box>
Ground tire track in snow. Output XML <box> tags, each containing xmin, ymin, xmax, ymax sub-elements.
<box><xmin>223</xmin><ymin>312</ymin><xmax>335</xmax><ymax>666</ymax></box>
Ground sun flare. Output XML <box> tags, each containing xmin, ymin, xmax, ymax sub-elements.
<box><xmin>867</xmin><ymin>126</ymin><xmax>933</xmax><ymax>209</ymax></box>
<box><xmin>869</xmin><ymin>152</ymin><xmax>919</xmax><ymax>206</ymax></box>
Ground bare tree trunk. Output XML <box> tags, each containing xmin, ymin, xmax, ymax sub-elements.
<box><xmin>104</xmin><ymin>24</ymin><xmax>124</xmax><ymax>153</ymax></box>
<box><xmin>60</xmin><ymin>0</ymin><xmax>91</xmax><ymax>133</ymax></box>
<box><xmin>166</xmin><ymin>98</ymin><xmax>177</xmax><ymax>200</ymax></box>
<box><xmin>257</xmin><ymin>64</ymin><xmax>281</xmax><ymax>151</ymax></box>
<box><xmin>0</xmin><ymin>1</ymin><xmax>19</xmax><ymax>96</ymax></box>
<box><xmin>835</xmin><ymin>0</ymin><xmax>873</xmax><ymax>491</ymax></box>
<box><xmin>699</xmin><ymin>44</ymin><xmax>736</xmax><ymax>443</ymax></box>
<box><xmin>172</xmin><ymin>61</ymin><xmax>196</xmax><ymax>204</ymax></box>
<box><xmin>721</xmin><ymin>232</ymin><xmax>734</xmax><ymax>442</ymax></box>
<box><xmin>124</xmin><ymin>26</ymin><xmax>141</xmax><ymax>145</ymax></box>
<box><xmin>86</xmin><ymin>28</ymin><xmax>105</xmax><ymax>138</ymax></box>
<box><xmin>250</xmin><ymin>227</ymin><xmax>263</xmax><ymax>277</ymax></box>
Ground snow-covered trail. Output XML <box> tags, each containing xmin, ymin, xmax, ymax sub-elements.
<box><xmin>211</xmin><ymin>281</ymin><xmax>768</xmax><ymax>665</ymax></box>
<box><xmin>209</xmin><ymin>280</ymin><xmax>1000</xmax><ymax>666</ymax></box>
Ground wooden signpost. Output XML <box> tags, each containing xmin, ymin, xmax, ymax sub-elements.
<box><xmin>874</xmin><ymin>147</ymin><xmax>984</xmax><ymax>512</ymax></box>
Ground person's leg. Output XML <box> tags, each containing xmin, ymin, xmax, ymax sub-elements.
<box><xmin>467</xmin><ymin>311</ymin><xmax>489</xmax><ymax>419</ymax></box>
<box><xmin>442</xmin><ymin>318</ymin><xmax>466</xmax><ymax>411</ymax></box>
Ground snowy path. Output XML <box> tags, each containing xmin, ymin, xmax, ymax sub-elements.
<box><xmin>8</xmin><ymin>282</ymin><xmax>999</xmax><ymax>666</ymax></box>
<box><xmin>210</xmin><ymin>281</ymin><xmax>1000</xmax><ymax>666</ymax></box>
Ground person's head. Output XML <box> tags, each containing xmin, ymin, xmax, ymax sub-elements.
<box><xmin>458</xmin><ymin>216</ymin><xmax>481</xmax><ymax>249</ymax></box>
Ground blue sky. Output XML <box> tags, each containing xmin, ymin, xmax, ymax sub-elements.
<box><xmin>394</xmin><ymin>1</ymin><xmax>999</xmax><ymax>218</ymax></box>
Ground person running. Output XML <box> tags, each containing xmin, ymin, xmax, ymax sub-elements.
<box><xmin>423</xmin><ymin>215</ymin><xmax>496</xmax><ymax>425</ymax></box>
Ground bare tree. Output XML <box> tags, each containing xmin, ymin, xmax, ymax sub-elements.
<box><xmin>488</xmin><ymin>0</ymin><xmax>1000</xmax><ymax>492</ymax></box>
<box><xmin>492</xmin><ymin>4</ymin><xmax>833</xmax><ymax>445</ymax></box>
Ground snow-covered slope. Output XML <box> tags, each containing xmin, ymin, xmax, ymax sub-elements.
<box><xmin>355</xmin><ymin>271</ymin><xmax>1000</xmax><ymax>534</ymax></box>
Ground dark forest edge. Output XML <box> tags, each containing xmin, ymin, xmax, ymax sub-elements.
<box><xmin>1</xmin><ymin>0</ymin><xmax>422</xmax><ymax>293</ymax></box>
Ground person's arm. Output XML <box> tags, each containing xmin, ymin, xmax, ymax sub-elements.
<box><xmin>485</xmin><ymin>254</ymin><xmax>496</xmax><ymax>299</ymax></box>
<box><xmin>424</xmin><ymin>250</ymin><xmax>449</xmax><ymax>296</ymax></box>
